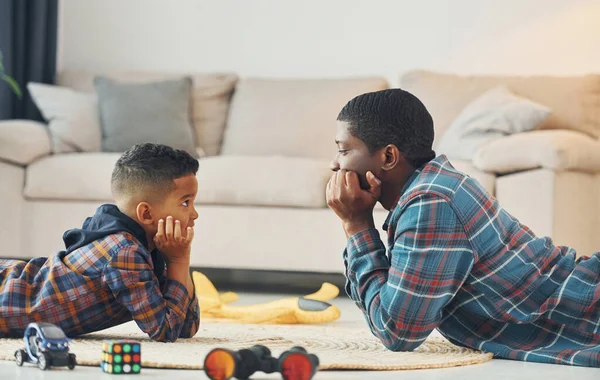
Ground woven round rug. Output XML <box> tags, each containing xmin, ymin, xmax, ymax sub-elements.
<box><xmin>0</xmin><ymin>323</ymin><xmax>492</xmax><ymax>370</ymax></box>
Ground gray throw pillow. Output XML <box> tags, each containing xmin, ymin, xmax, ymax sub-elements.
<box><xmin>94</xmin><ymin>76</ymin><xmax>197</xmax><ymax>156</ymax></box>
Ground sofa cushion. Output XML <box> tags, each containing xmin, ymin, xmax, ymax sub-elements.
<box><xmin>400</xmin><ymin>70</ymin><xmax>600</xmax><ymax>147</ymax></box>
<box><xmin>221</xmin><ymin>77</ymin><xmax>388</xmax><ymax>160</ymax></box>
<box><xmin>196</xmin><ymin>156</ymin><xmax>331</xmax><ymax>208</ymax></box>
<box><xmin>25</xmin><ymin>153</ymin><xmax>119</xmax><ymax>201</ymax></box>
<box><xmin>57</xmin><ymin>70</ymin><xmax>238</xmax><ymax>156</ymax></box>
<box><xmin>473</xmin><ymin>130</ymin><xmax>600</xmax><ymax>174</ymax></box>
<box><xmin>437</xmin><ymin>86</ymin><xmax>551</xmax><ymax>161</ymax></box>
<box><xmin>25</xmin><ymin>153</ymin><xmax>331</xmax><ymax>208</ymax></box>
<box><xmin>0</xmin><ymin>120</ymin><xmax>52</xmax><ymax>165</ymax></box>
<box><xmin>94</xmin><ymin>76</ymin><xmax>197</xmax><ymax>156</ymax></box>
<box><xmin>28</xmin><ymin>82</ymin><xmax>101</xmax><ymax>153</ymax></box>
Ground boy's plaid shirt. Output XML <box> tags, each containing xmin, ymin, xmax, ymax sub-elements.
<box><xmin>344</xmin><ymin>155</ymin><xmax>600</xmax><ymax>367</ymax></box>
<box><xmin>0</xmin><ymin>233</ymin><xmax>199</xmax><ymax>342</ymax></box>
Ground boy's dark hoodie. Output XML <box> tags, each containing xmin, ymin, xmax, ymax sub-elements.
<box><xmin>62</xmin><ymin>204</ymin><xmax>165</xmax><ymax>279</ymax></box>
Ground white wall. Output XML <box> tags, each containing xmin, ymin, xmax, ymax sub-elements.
<box><xmin>59</xmin><ymin>0</ymin><xmax>600</xmax><ymax>84</ymax></box>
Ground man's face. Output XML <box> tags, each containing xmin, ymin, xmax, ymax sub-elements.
<box><xmin>330</xmin><ymin>121</ymin><xmax>382</xmax><ymax>189</ymax></box>
<box><xmin>153</xmin><ymin>174</ymin><xmax>199</xmax><ymax>233</ymax></box>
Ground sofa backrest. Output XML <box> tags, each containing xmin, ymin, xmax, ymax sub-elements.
<box><xmin>220</xmin><ymin>77</ymin><xmax>389</xmax><ymax>160</ymax></box>
<box><xmin>400</xmin><ymin>70</ymin><xmax>600</xmax><ymax>149</ymax></box>
<box><xmin>57</xmin><ymin>70</ymin><xmax>238</xmax><ymax>156</ymax></box>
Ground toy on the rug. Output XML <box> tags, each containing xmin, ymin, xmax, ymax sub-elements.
<box><xmin>192</xmin><ymin>271</ymin><xmax>341</xmax><ymax>324</ymax></box>
<box><xmin>14</xmin><ymin>322</ymin><xmax>77</xmax><ymax>371</ymax></box>
<box><xmin>203</xmin><ymin>344</ymin><xmax>319</xmax><ymax>380</ymax></box>
<box><xmin>101</xmin><ymin>340</ymin><xmax>142</xmax><ymax>374</ymax></box>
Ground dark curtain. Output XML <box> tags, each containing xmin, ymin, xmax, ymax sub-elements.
<box><xmin>0</xmin><ymin>0</ymin><xmax>58</xmax><ymax>120</ymax></box>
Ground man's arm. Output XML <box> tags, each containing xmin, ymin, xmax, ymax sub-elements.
<box><xmin>103</xmin><ymin>246</ymin><xmax>200</xmax><ymax>342</ymax></box>
<box><xmin>344</xmin><ymin>194</ymin><xmax>475</xmax><ymax>351</ymax></box>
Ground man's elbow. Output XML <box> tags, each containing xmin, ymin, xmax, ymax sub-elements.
<box><xmin>372</xmin><ymin>315</ymin><xmax>435</xmax><ymax>352</ymax></box>
<box><xmin>379</xmin><ymin>336</ymin><xmax>425</xmax><ymax>352</ymax></box>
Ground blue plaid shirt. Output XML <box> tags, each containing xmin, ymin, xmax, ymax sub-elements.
<box><xmin>344</xmin><ymin>155</ymin><xmax>600</xmax><ymax>367</ymax></box>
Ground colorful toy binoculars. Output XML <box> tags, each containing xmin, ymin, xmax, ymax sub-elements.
<box><xmin>204</xmin><ymin>344</ymin><xmax>319</xmax><ymax>380</ymax></box>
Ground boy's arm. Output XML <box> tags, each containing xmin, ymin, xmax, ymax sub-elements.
<box><xmin>103</xmin><ymin>246</ymin><xmax>200</xmax><ymax>342</ymax></box>
<box><xmin>164</xmin><ymin>260</ymin><xmax>200</xmax><ymax>338</ymax></box>
<box><xmin>179</xmin><ymin>295</ymin><xmax>200</xmax><ymax>338</ymax></box>
<box><xmin>344</xmin><ymin>193</ymin><xmax>475</xmax><ymax>351</ymax></box>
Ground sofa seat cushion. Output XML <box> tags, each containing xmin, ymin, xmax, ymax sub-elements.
<box><xmin>196</xmin><ymin>156</ymin><xmax>331</xmax><ymax>208</ymax></box>
<box><xmin>25</xmin><ymin>154</ymin><xmax>332</xmax><ymax>208</ymax></box>
<box><xmin>449</xmin><ymin>159</ymin><xmax>496</xmax><ymax>195</ymax></box>
<box><xmin>25</xmin><ymin>153</ymin><xmax>119</xmax><ymax>201</ymax></box>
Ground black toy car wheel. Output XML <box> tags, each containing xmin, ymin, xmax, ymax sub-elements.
<box><xmin>14</xmin><ymin>349</ymin><xmax>26</xmax><ymax>366</ymax></box>
<box><xmin>38</xmin><ymin>352</ymin><xmax>49</xmax><ymax>370</ymax></box>
<box><xmin>68</xmin><ymin>353</ymin><xmax>77</xmax><ymax>370</ymax></box>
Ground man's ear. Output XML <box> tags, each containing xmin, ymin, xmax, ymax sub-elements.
<box><xmin>381</xmin><ymin>145</ymin><xmax>401</xmax><ymax>171</ymax></box>
<box><xmin>135</xmin><ymin>202</ymin><xmax>155</xmax><ymax>225</ymax></box>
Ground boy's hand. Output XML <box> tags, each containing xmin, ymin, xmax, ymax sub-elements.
<box><xmin>154</xmin><ymin>216</ymin><xmax>194</xmax><ymax>265</ymax></box>
<box><xmin>326</xmin><ymin>170</ymin><xmax>381</xmax><ymax>238</ymax></box>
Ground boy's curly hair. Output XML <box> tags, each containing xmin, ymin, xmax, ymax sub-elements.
<box><xmin>111</xmin><ymin>143</ymin><xmax>199</xmax><ymax>201</ymax></box>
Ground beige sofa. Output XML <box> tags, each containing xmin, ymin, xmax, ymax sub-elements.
<box><xmin>1</xmin><ymin>70</ymin><xmax>599</xmax><ymax>274</ymax></box>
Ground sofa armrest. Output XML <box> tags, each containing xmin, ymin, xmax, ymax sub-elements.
<box><xmin>0</xmin><ymin>120</ymin><xmax>52</xmax><ymax>165</ymax></box>
<box><xmin>472</xmin><ymin>130</ymin><xmax>600</xmax><ymax>174</ymax></box>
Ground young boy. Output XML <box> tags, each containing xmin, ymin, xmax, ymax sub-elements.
<box><xmin>327</xmin><ymin>89</ymin><xmax>600</xmax><ymax>367</ymax></box>
<box><xmin>0</xmin><ymin>143</ymin><xmax>200</xmax><ymax>342</ymax></box>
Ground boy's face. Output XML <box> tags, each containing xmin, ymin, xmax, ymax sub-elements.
<box><xmin>152</xmin><ymin>174</ymin><xmax>199</xmax><ymax>234</ymax></box>
<box><xmin>330</xmin><ymin>121</ymin><xmax>383</xmax><ymax>189</ymax></box>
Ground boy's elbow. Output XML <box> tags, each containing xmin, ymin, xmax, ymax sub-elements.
<box><xmin>177</xmin><ymin>327</ymin><xmax>198</xmax><ymax>339</ymax></box>
<box><xmin>179</xmin><ymin>316</ymin><xmax>200</xmax><ymax>339</ymax></box>
<box><xmin>150</xmin><ymin>332</ymin><xmax>178</xmax><ymax>343</ymax></box>
<box><xmin>147</xmin><ymin>327</ymin><xmax>179</xmax><ymax>343</ymax></box>
<box><xmin>151</xmin><ymin>324</ymin><xmax>198</xmax><ymax>342</ymax></box>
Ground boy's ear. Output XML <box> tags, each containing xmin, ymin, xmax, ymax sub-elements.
<box><xmin>135</xmin><ymin>202</ymin><xmax>155</xmax><ymax>225</ymax></box>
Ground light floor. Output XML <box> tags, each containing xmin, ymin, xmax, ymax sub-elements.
<box><xmin>1</xmin><ymin>292</ymin><xmax>598</xmax><ymax>380</ymax></box>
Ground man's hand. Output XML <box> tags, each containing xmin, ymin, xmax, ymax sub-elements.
<box><xmin>326</xmin><ymin>170</ymin><xmax>381</xmax><ymax>238</ymax></box>
<box><xmin>154</xmin><ymin>216</ymin><xmax>194</xmax><ymax>265</ymax></box>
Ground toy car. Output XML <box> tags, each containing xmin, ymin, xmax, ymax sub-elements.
<box><xmin>14</xmin><ymin>322</ymin><xmax>76</xmax><ymax>370</ymax></box>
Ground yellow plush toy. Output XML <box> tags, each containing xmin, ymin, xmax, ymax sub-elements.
<box><xmin>192</xmin><ymin>271</ymin><xmax>341</xmax><ymax>324</ymax></box>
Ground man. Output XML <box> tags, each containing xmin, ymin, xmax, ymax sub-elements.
<box><xmin>326</xmin><ymin>89</ymin><xmax>600</xmax><ymax>367</ymax></box>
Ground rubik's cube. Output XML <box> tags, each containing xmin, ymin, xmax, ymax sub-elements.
<box><xmin>101</xmin><ymin>340</ymin><xmax>142</xmax><ymax>374</ymax></box>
